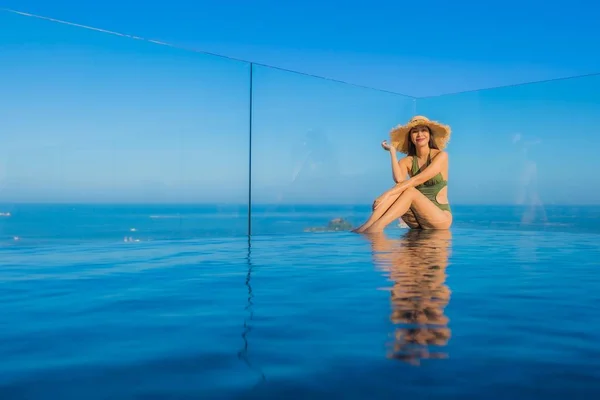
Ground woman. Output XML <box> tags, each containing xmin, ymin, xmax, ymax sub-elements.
<box><xmin>365</xmin><ymin>229</ymin><xmax>452</xmax><ymax>364</ymax></box>
<box><xmin>353</xmin><ymin>116</ymin><xmax>453</xmax><ymax>233</ymax></box>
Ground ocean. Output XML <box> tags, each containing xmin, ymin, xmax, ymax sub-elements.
<box><xmin>1</xmin><ymin>203</ymin><xmax>599</xmax><ymax>244</ymax></box>
<box><xmin>1</xmin><ymin>204</ymin><xmax>600</xmax><ymax>398</ymax></box>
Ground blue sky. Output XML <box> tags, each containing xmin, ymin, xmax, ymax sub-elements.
<box><xmin>1</xmin><ymin>1</ymin><xmax>599</xmax><ymax>205</ymax></box>
<box><xmin>2</xmin><ymin>0</ymin><xmax>600</xmax><ymax>96</ymax></box>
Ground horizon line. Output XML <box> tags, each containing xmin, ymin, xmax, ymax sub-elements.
<box><xmin>1</xmin><ymin>202</ymin><xmax>597</xmax><ymax>207</ymax></box>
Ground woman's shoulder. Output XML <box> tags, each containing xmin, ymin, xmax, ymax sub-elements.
<box><xmin>431</xmin><ymin>149</ymin><xmax>448</xmax><ymax>159</ymax></box>
<box><xmin>399</xmin><ymin>155</ymin><xmax>414</xmax><ymax>165</ymax></box>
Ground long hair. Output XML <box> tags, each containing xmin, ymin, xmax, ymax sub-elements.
<box><xmin>406</xmin><ymin>126</ymin><xmax>439</xmax><ymax>156</ymax></box>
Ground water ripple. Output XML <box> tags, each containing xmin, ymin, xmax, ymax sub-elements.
<box><xmin>1</xmin><ymin>228</ymin><xmax>599</xmax><ymax>398</ymax></box>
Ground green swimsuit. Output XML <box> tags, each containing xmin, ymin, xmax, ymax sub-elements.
<box><xmin>410</xmin><ymin>152</ymin><xmax>451</xmax><ymax>213</ymax></box>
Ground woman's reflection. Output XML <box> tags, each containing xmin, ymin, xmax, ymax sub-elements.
<box><xmin>366</xmin><ymin>229</ymin><xmax>452</xmax><ymax>365</ymax></box>
<box><xmin>277</xmin><ymin>128</ymin><xmax>339</xmax><ymax>202</ymax></box>
<box><xmin>512</xmin><ymin>133</ymin><xmax>548</xmax><ymax>225</ymax></box>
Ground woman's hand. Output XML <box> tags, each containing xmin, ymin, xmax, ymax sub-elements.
<box><xmin>381</xmin><ymin>140</ymin><xmax>394</xmax><ymax>152</ymax></box>
<box><xmin>373</xmin><ymin>183</ymin><xmax>411</xmax><ymax>210</ymax></box>
<box><xmin>372</xmin><ymin>192</ymin><xmax>390</xmax><ymax>210</ymax></box>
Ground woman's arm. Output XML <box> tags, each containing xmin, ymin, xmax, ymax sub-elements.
<box><xmin>387</xmin><ymin>151</ymin><xmax>448</xmax><ymax>196</ymax></box>
<box><xmin>381</xmin><ymin>140</ymin><xmax>408</xmax><ymax>183</ymax></box>
<box><xmin>390</xmin><ymin>152</ymin><xmax>409</xmax><ymax>183</ymax></box>
<box><xmin>372</xmin><ymin>156</ymin><xmax>410</xmax><ymax>209</ymax></box>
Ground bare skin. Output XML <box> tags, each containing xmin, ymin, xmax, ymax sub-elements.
<box><xmin>363</xmin><ymin>230</ymin><xmax>452</xmax><ymax>363</ymax></box>
<box><xmin>353</xmin><ymin>125</ymin><xmax>452</xmax><ymax>233</ymax></box>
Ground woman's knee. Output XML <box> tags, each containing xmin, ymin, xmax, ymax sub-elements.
<box><xmin>400</xmin><ymin>187</ymin><xmax>419</xmax><ymax>199</ymax></box>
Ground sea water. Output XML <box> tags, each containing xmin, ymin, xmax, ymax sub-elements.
<box><xmin>1</xmin><ymin>204</ymin><xmax>599</xmax><ymax>398</ymax></box>
<box><xmin>1</xmin><ymin>204</ymin><xmax>599</xmax><ymax>244</ymax></box>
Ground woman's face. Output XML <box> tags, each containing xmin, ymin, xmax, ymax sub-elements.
<box><xmin>410</xmin><ymin>125</ymin><xmax>430</xmax><ymax>148</ymax></box>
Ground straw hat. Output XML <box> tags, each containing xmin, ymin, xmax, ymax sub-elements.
<box><xmin>390</xmin><ymin>116</ymin><xmax>451</xmax><ymax>154</ymax></box>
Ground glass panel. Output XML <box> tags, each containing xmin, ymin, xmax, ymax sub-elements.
<box><xmin>416</xmin><ymin>75</ymin><xmax>600</xmax><ymax>233</ymax></box>
<box><xmin>0</xmin><ymin>11</ymin><xmax>250</xmax><ymax>245</ymax></box>
<box><xmin>250</xmin><ymin>65</ymin><xmax>416</xmax><ymax>235</ymax></box>
<box><xmin>0</xmin><ymin>11</ymin><xmax>254</xmax><ymax>392</ymax></box>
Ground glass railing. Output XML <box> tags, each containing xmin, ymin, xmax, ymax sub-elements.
<box><xmin>250</xmin><ymin>64</ymin><xmax>415</xmax><ymax>235</ymax></box>
<box><xmin>0</xmin><ymin>9</ymin><xmax>251</xmax><ymax>243</ymax></box>
<box><xmin>416</xmin><ymin>75</ymin><xmax>600</xmax><ymax>233</ymax></box>
<box><xmin>0</xmin><ymin>9</ymin><xmax>415</xmax><ymax>243</ymax></box>
<box><xmin>2</xmin><ymin>9</ymin><xmax>599</xmax><ymax>243</ymax></box>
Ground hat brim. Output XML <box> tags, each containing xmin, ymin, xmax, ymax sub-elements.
<box><xmin>390</xmin><ymin>120</ymin><xmax>451</xmax><ymax>154</ymax></box>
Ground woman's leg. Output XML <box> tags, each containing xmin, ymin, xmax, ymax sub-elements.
<box><xmin>353</xmin><ymin>193</ymin><xmax>403</xmax><ymax>233</ymax></box>
<box><xmin>401</xmin><ymin>208</ymin><xmax>422</xmax><ymax>229</ymax></box>
<box><xmin>364</xmin><ymin>187</ymin><xmax>452</xmax><ymax>233</ymax></box>
<box><xmin>354</xmin><ymin>193</ymin><xmax>422</xmax><ymax>233</ymax></box>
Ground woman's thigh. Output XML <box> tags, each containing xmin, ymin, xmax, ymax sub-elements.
<box><xmin>401</xmin><ymin>208</ymin><xmax>421</xmax><ymax>229</ymax></box>
<box><xmin>409</xmin><ymin>190</ymin><xmax>453</xmax><ymax>229</ymax></box>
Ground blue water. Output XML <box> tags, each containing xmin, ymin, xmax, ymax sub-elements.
<box><xmin>2</xmin><ymin>205</ymin><xmax>600</xmax><ymax>398</ymax></box>
<box><xmin>1</xmin><ymin>204</ymin><xmax>600</xmax><ymax>244</ymax></box>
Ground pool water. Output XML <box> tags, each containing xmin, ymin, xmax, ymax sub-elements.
<box><xmin>1</xmin><ymin>227</ymin><xmax>600</xmax><ymax>398</ymax></box>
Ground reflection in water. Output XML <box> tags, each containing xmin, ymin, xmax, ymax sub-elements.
<box><xmin>276</xmin><ymin>128</ymin><xmax>339</xmax><ymax>203</ymax></box>
<box><xmin>516</xmin><ymin>231</ymin><xmax>541</xmax><ymax>265</ymax></box>
<box><xmin>291</xmin><ymin>128</ymin><xmax>338</xmax><ymax>183</ymax></box>
<box><xmin>513</xmin><ymin>133</ymin><xmax>548</xmax><ymax>226</ymax></box>
<box><xmin>238</xmin><ymin>238</ymin><xmax>266</xmax><ymax>385</ymax></box>
<box><xmin>366</xmin><ymin>230</ymin><xmax>452</xmax><ymax>365</ymax></box>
